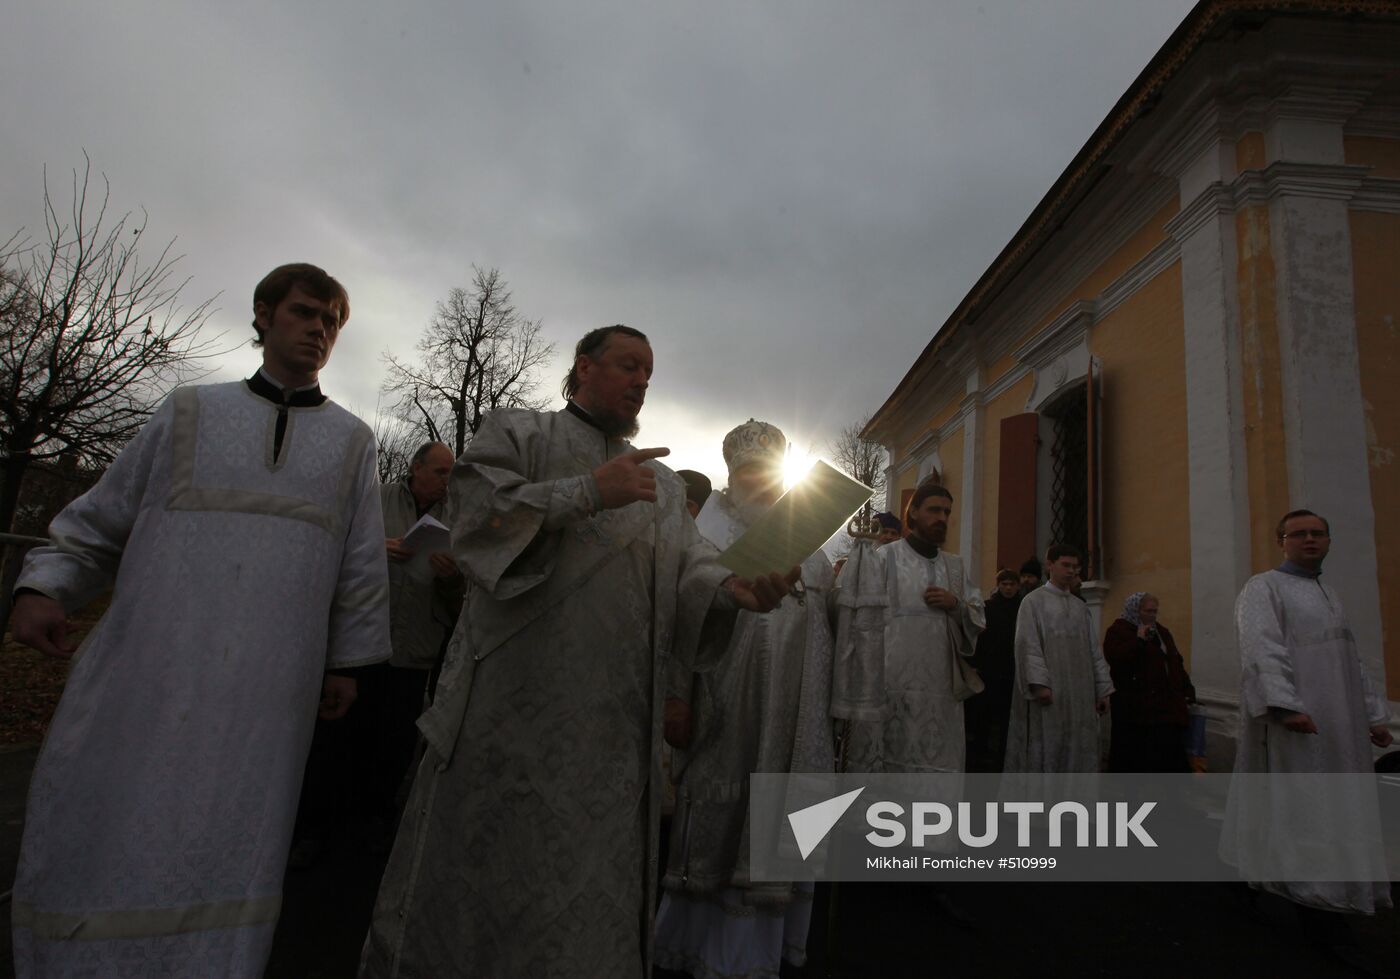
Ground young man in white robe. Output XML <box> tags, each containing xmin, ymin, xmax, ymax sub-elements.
<box><xmin>845</xmin><ymin>483</ymin><xmax>986</xmax><ymax>776</ymax></box>
<box><xmin>9</xmin><ymin>263</ymin><xmax>391</xmax><ymax>977</ymax></box>
<box><xmin>359</xmin><ymin>326</ymin><xmax>799</xmax><ymax>979</ymax></box>
<box><xmin>1221</xmin><ymin>509</ymin><xmax>1393</xmax><ymax>953</ymax></box>
<box><xmin>1003</xmin><ymin>544</ymin><xmax>1112</xmax><ymax>773</ymax></box>
<box><xmin>655</xmin><ymin>420</ymin><xmax>836</xmax><ymax>979</ymax></box>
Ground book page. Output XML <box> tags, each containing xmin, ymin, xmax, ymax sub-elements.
<box><xmin>717</xmin><ymin>460</ymin><xmax>872</xmax><ymax>579</ymax></box>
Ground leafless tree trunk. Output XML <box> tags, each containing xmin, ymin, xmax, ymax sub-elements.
<box><xmin>381</xmin><ymin>266</ymin><xmax>554</xmax><ymax>456</ymax></box>
<box><xmin>828</xmin><ymin>415</ymin><xmax>888</xmax><ymax>518</ymax></box>
<box><xmin>0</xmin><ymin>156</ymin><xmax>220</xmax><ymax>538</ymax></box>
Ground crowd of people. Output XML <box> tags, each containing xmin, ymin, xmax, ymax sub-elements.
<box><xmin>4</xmin><ymin>263</ymin><xmax>1395</xmax><ymax>978</ymax></box>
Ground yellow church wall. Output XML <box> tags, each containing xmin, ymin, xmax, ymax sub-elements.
<box><xmin>892</xmin><ymin>465</ymin><xmax>919</xmax><ymax>517</ymax></box>
<box><xmin>1087</xmin><ymin>263</ymin><xmax>1193</xmax><ymax>662</ymax></box>
<box><xmin>1001</xmin><ymin>197</ymin><xmax>1182</xmax><ymax>373</ymax></box>
<box><xmin>977</xmin><ymin>373</ymin><xmax>1036</xmax><ymax>594</ymax></box>
<box><xmin>938</xmin><ymin>426</ymin><xmax>965</xmax><ymax>555</ymax></box>
<box><xmin>1234</xmin><ymin>204</ymin><xmax>1292</xmax><ymax>572</ymax></box>
<box><xmin>926</xmin><ymin>399</ymin><xmax>964</xmax><ymax>439</ymax></box>
<box><xmin>894</xmin><ymin>396</ymin><xmax>965</xmax><ymax>463</ymax></box>
<box><xmin>1345</xmin><ymin>135</ymin><xmax>1400</xmax><ymax>180</ymax></box>
<box><xmin>985</xmin><ymin>352</ymin><xmax>1019</xmax><ymax>388</ymax></box>
<box><xmin>1236</xmin><ymin>131</ymin><xmax>1267</xmax><ymax>172</ymax></box>
<box><xmin>1351</xmin><ymin>209</ymin><xmax>1400</xmax><ymax>699</ymax></box>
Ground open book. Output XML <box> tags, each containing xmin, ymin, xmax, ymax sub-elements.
<box><xmin>402</xmin><ymin>513</ymin><xmax>451</xmax><ymax>580</ymax></box>
<box><xmin>717</xmin><ymin>460</ymin><xmax>872</xmax><ymax>578</ymax></box>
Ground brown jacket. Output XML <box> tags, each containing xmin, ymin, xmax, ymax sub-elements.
<box><xmin>1103</xmin><ymin>618</ymin><xmax>1194</xmax><ymax>727</ymax></box>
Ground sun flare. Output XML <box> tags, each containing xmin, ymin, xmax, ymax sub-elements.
<box><xmin>783</xmin><ymin>451</ymin><xmax>818</xmax><ymax>492</ymax></box>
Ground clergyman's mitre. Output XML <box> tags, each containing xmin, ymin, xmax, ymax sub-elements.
<box><xmin>722</xmin><ymin>419</ymin><xmax>786</xmax><ymax>474</ymax></box>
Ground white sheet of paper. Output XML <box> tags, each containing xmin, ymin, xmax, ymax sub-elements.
<box><xmin>717</xmin><ymin>460</ymin><xmax>872</xmax><ymax>579</ymax></box>
<box><xmin>402</xmin><ymin>513</ymin><xmax>451</xmax><ymax>580</ymax></box>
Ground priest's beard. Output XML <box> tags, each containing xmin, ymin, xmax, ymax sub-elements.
<box><xmin>726</xmin><ymin>487</ymin><xmax>774</xmax><ymax>526</ymax></box>
<box><xmin>591</xmin><ymin>406</ymin><xmax>640</xmax><ymax>440</ymax></box>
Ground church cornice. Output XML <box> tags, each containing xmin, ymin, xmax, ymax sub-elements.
<box><xmin>864</xmin><ymin>0</ymin><xmax>1400</xmax><ymax>445</ymax></box>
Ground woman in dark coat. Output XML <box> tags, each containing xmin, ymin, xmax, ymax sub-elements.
<box><xmin>1103</xmin><ymin>592</ymin><xmax>1195</xmax><ymax>772</ymax></box>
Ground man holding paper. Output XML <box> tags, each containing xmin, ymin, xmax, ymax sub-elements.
<box><xmin>361</xmin><ymin>325</ymin><xmax>798</xmax><ymax>978</ymax></box>
<box><xmin>292</xmin><ymin>440</ymin><xmax>462</xmax><ymax>863</ymax></box>
<box><xmin>656</xmin><ymin>419</ymin><xmax>837</xmax><ymax>979</ymax></box>
<box><xmin>375</xmin><ymin>443</ymin><xmax>462</xmax><ymax>801</ymax></box>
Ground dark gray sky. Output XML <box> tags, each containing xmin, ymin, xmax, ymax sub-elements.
<box><xmin>3</xmin><ymin>0</ymin><xmax>1196</xmax><ymax>482</ymax></box>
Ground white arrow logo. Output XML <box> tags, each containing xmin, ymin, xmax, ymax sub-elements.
<box><xmin>787</xmin><ymin>787</ymin><xmax>865</xmax><ymax>860</ymax></box>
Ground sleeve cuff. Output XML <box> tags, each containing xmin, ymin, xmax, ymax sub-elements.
<box><xmin>583</xmin><ymin>474</ymin><xmax>603</xmax><ymax>513</ymax></box>
<box><xmin>711</xmin><ymin>576</ymin><xmax>738</xmax><ymax>610</ymax></box>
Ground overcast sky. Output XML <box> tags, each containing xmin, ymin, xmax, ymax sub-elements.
<box><xmin>3</xmin><ymin>0</ymin><xmax>1197</xmax><ymax>486</ymax></box>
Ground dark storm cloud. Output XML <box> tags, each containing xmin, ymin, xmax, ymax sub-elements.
<box><xmin>2</xmin><ymin>0</ymin><xmax>1197</xmax><ymax>472</ymax></box>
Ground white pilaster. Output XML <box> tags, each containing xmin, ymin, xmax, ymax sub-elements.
<box><xmin>1162</xmin><ymin>138</ymin><xmax>1254</xmax><ymax>707</ymax></box>
<box><xmin>958</xmin><ymin>367</ymin><xmax>983</xmax><ymax>586</ymax></box>
<box><xmin>1266</xmin><ymin>164</ymin><xmax>1385</xmax><ymax>689</ymax></box>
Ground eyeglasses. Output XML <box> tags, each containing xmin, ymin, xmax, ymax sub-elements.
<box><xmin>1281</xmin><ymin>530</ymin><xmax>1330</xmax><ymax>540</ymax></box>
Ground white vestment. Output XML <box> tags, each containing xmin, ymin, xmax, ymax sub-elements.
<box><xmin>360</xmin><ymin>406</ymin><xmax>733</xmax><ymax>979</ymax></box>
<box><xmin>11</xmin><ymin>381</ymin><xmax>390</xmax><ymax>977</ymax></box>
<box><xmin>1220</xmin><ymin>568</ymin><xmax>1392</xmax><ymax>913</ymax></box>
<box><xmin>656</xmin><ymin>492</ymin><xmax>834</xmax><ymax>979</ymax></box>
<box><xmin>1002</xmin><ymin>584</ymin><xmax>1113</xmax><ymax>773</ymax></box>
<box><xmin>845</xmin><ymin>540</ymin><xmax>985</xmax><ymax>774</ymax></box>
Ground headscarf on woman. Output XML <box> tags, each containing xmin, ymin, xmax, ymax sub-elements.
<box><xmin>1121</xmin><ymin>591</ymin><xmax>1149</xmax><ymax>627</ymax></box>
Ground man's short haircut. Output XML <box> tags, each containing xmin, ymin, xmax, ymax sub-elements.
<box><xmin>251</xmin><ymin>263</ymin><xmax>350</xmax><ymax>346</ymax></box>
<box><xmin>1276</xmin><ymin>508</ymin><xmax>1330</xmax><ymax>540</ymax></box>
<box><xmin>910</xmin><ymin>482</ymin><xmax>954</xmax><ymax>511</ymax></box>
<box><xmin>561</xmin><ymin>325</ymin><xmax>649</xmax><ymax>400</ymax></box>
<box><xmin>411</xmin><ymin>441</ymin><xmax>447</xmax><ymax>467</ymax></box>
<box><xmin>996</xmin><ymin>568</ymin><xmax>1019</xmax><ymax>584</ymax></box>
<box><xmin>1046</xmin><ymin>542</ymin><xmax>1083</xmax><ymax>564</ymax></box>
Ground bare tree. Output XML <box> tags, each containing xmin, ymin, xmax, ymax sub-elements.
<box><xmin>372</xmin><ymin>410</ymin><xmax>427</xmax><ymax>485</ymax></box>
<box><xmin>828</xmin><ymin>415</ymin><xmax>888</xmax><ymax>516</ymax></box>
<box><xmin>381</xmin><ymin>267</ymin><xmax>554</xmax><ymax>456</ymax></box>
<box><xmin>0</xmin><ymin>157</ymin><xmax>219</xmax><ymax>537</ymax></box>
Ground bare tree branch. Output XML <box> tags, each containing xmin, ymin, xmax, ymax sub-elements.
<box><xmin>371</xmin><ymin>410</ymin><xmax>425</xmax><ymax>485</ymax></box>
<box><xmin>381</xmin><ymin>266</ymin><xmax>555</xmax><ymax>456</ymax></box>
<box><xmin>827</xmin><ymin>415</ymin><xmax>888</xmax><ymax>517</ymax></box>
<box><xmin>0</xmin><ymin>157</ymin><xmax>225</xmax><ymax>534</ymax></box>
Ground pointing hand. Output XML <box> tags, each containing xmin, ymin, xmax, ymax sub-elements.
<box><xmin>593</xmin><ymin>448</ymin><xmax>670</xmax><ymax>509</ymax></box>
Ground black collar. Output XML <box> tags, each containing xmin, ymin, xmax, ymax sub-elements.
<box><xmin>246</xmin><ymin>371</ymin><xmax>326</xmax><ymax>408</ymax></box>
<box><xmin>565</xmin><ymin>400</ymin><xmax>601</xmax><ymax>432</ymax></box>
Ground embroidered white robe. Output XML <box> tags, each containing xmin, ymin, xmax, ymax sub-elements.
<box><xmin>360</xmin><ymin>406</ymin><xmax>734</xmax><ymax>979</ymax></box>
<box><xmin>1002</xmin><ymin>584</ymin><xmax>1113</xmax><ymax>774</ymax></box>
<box><xmin>1220</xmin><ymin>569</ymin><xmax>1392</xmax><ymax>913</ymax></box>
<box><xmin>845</xmin><ymin>540</ymin><xmax>985</xmax><ymax>775</ymax></box>
<box><xmin>655</xmin><ymin>492</ymin><xmax>834</xmax><ymax>978</ymax></box>
<box><xmin>11</xmin><ymin>381</ymin><xmax>389</xmax><ymax>977</ymax></box>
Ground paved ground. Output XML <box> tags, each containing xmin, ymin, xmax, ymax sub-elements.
<box><xmin>2</xmin><ymin>743</ymin><xmax>1397</xmax><ymax>978</ymax></box>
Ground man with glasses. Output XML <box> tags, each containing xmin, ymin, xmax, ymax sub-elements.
<box><xmin>1222</xmin><ymin>509</ymin><xmax>1393</xmax><ymax>961</ymax></box>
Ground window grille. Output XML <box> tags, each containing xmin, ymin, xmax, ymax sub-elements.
<box><xmin>1046</xmin><ymin>384</ymin><xmax>1088</xmax><ymax>560</ymax></box>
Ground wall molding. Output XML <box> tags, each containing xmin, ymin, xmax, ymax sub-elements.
<box><xmin>1166</xmin><ymin>161</ymin><xmax>1374</xmax><ymax>242</ymax></box>
<box><xmin>1351</xmin><ymin>175</ymin><xmax>1400</xmax><ymax>214</ymax></box>
<box><xmin>886</xmin><ymin>227</ymin><xmax>1182</xmax><ymax>466</ymax></box>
